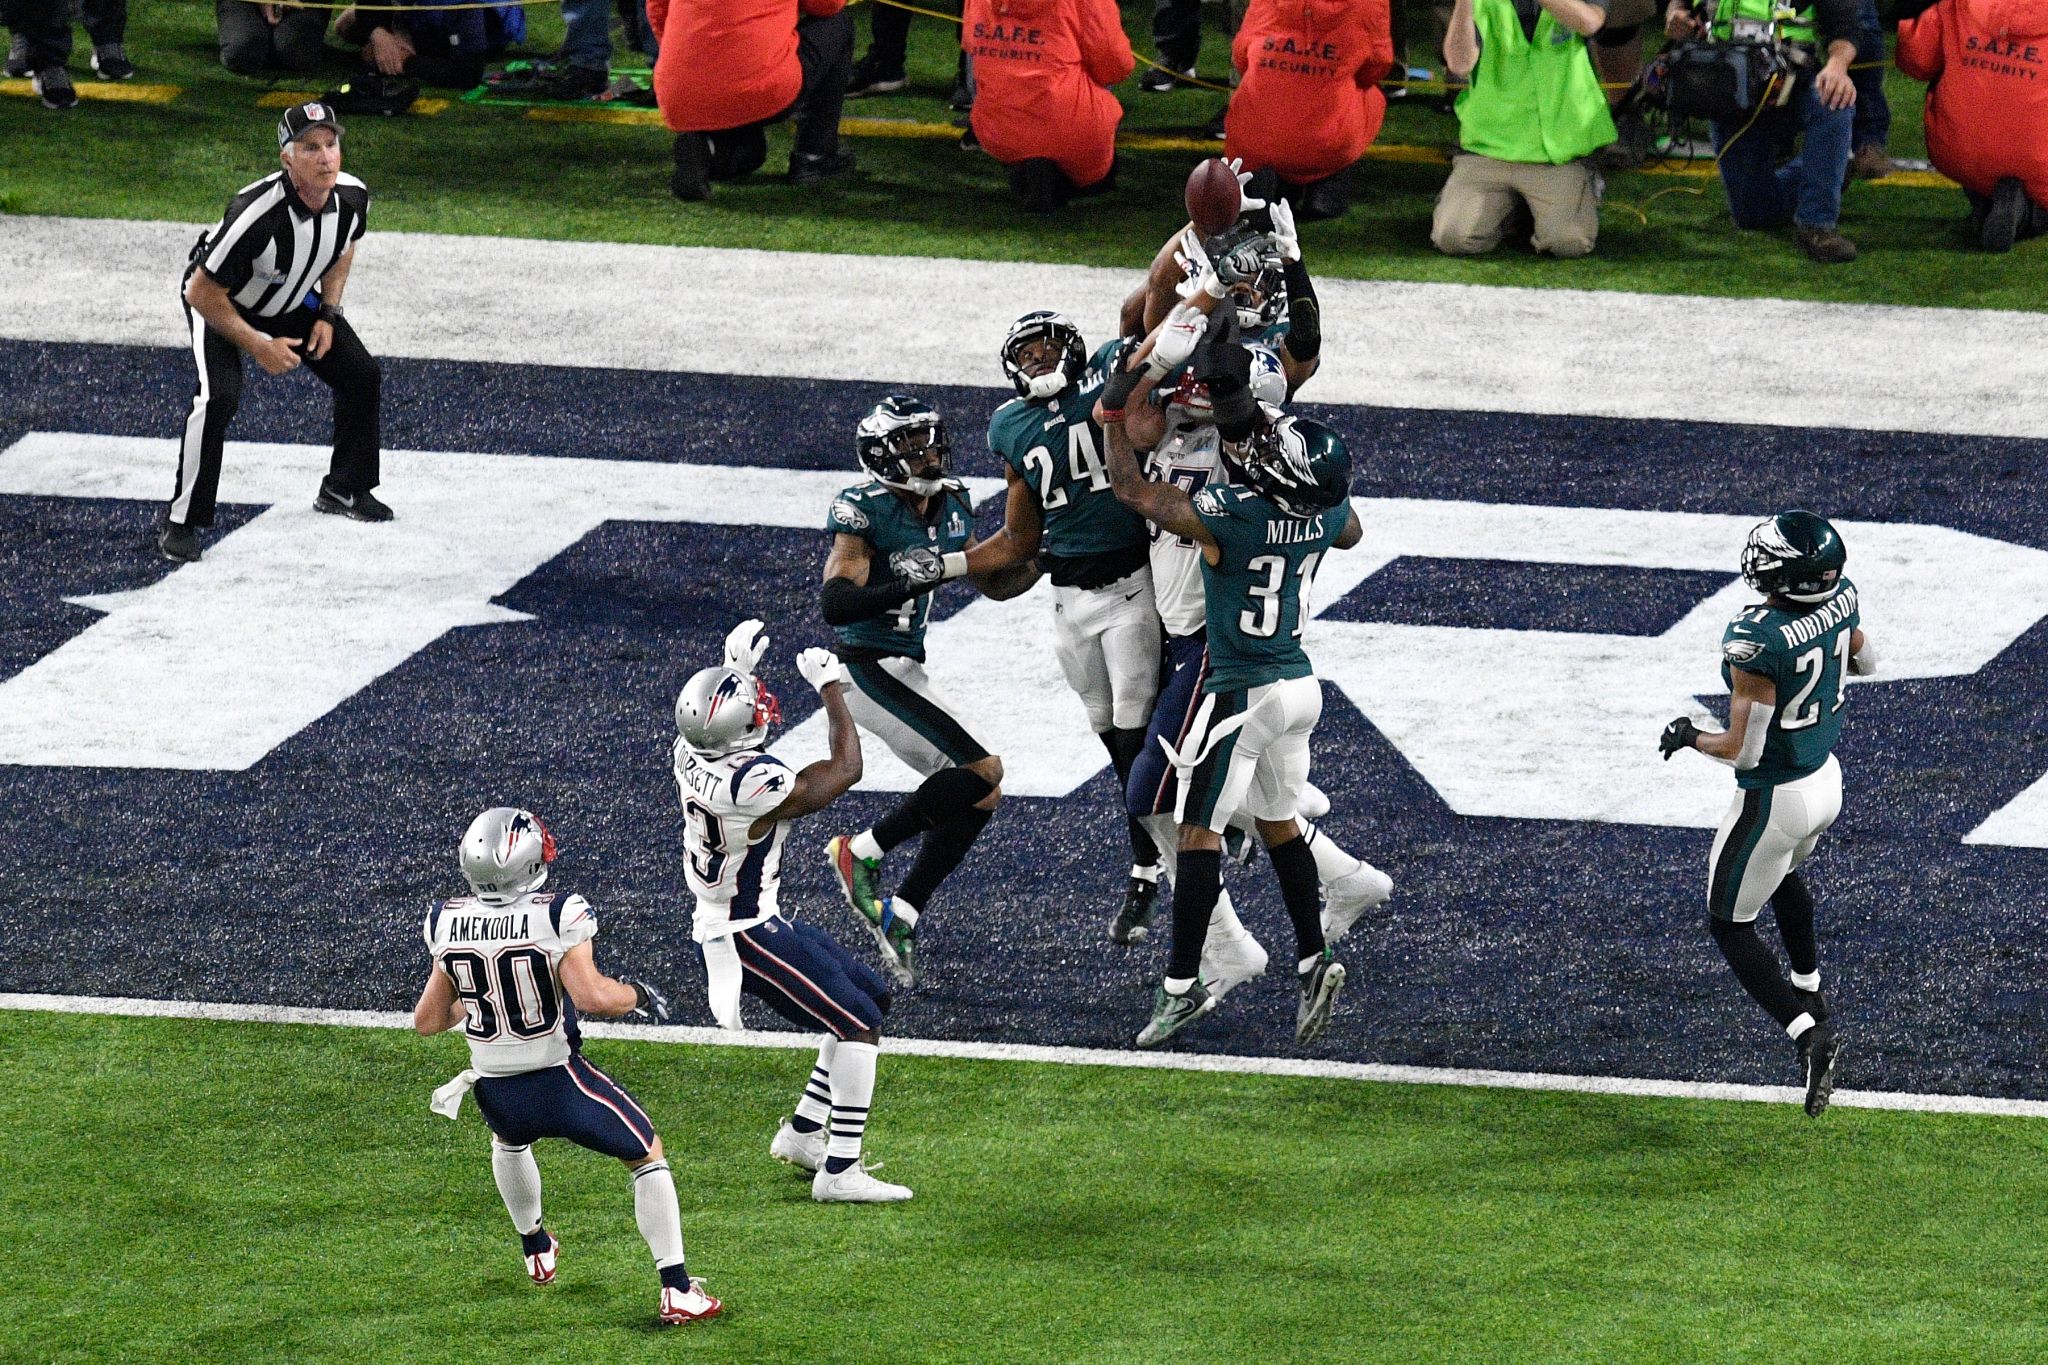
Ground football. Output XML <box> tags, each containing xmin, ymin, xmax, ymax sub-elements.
<box><xmin>1184</xmin><ymin>158</ymin><xmax>1243</xmax><ymax>236</ymax></box>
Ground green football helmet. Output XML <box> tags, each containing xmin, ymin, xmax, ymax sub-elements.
<box><xmin>1229</xmin><ymin>414</ymin><xmax>1353</xmax><ymax>519</ymax></box>
<box><xmin>1740</xmin><ymin>509</ymin><xmax>1846</xmax><ymax>604</ymax></box>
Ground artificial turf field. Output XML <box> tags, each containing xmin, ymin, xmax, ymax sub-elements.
<box><xmin>6</xmin><ymin>1009</ymin><xmax>2048</xmax><ymax>1363</ymax></box>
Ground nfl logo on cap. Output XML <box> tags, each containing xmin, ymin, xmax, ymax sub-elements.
<box><xmin>278</xmin><ymin>100</ymin><xmax>344</xmax><ymax>147</ymax></box>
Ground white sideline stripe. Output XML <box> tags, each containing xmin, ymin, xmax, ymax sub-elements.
<box><xmin>7</xmin><ymin>991</ymin><xmax>2045</xmax><ymax>1121</ymax></box>
<box><xmin>4</xmin><ymin>213</ymin><xmax>2048</xmax><ymax>439</ymax></box>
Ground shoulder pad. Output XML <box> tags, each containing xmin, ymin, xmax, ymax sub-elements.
<box><xmin>1722</xmin><ymin>636</ymin><xmax>1768</xmax><ymax>666</ymax></box>
<box><xmin>424</xmin><ymin>899</ymin><xmax>448</xmax><ymax>948</ymax></box>
<box><xmin>552</xmin><ymin>892</ymin><xmax>596</xmax><ymax>942</ymax></box>
<box><xmin>828</xmin><ymin>495</ymin><xmax>873</xmax><ymax>534</ymax></box>
<box><xmin>1192</xmin><ymin>487</ymin><xmax>1232</xmax><ymax>517</ymax></box>
<box><xmin>1088</xmin><ymin>337</ymin><xmax>1125</xmax><ymax>370</ymax></box>
<box><xmin>731</xmin><ymin>754</ymin><xmax>795</xmax><ymax>814</ymax></box>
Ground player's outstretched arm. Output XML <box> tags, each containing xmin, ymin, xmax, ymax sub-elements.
<box><xmin>750</xmin><ymin>649</ymin><xmax>864</xmax><ymax>836</ymax></box>
<box><xmin>412</xmin><ymin>966</ymin><xmax>466</xmax><ymax>1036</ymax></box>
<box><xmin>557</xmin><ymin>941</ymin><xmax>668</xmax><ymax>1020</ymax></box>
<box><xmin>963</xmin><ymin>469</ymin><xmax>1045</xmax><ymax>580</ymax></box>
<box><xmin>1098</xmin><ymin>391</ymin><xmax>1214</xmax><ymax>551</ymax></box>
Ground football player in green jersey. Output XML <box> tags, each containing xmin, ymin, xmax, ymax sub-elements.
<box><xmin>816</xmin><ymin>396</ymin><xmax>1034</xmax><ymax>988</ymax></box>
<box><xmin>1099</xmin><ymin>373</ymin><xmax>1364</xmax><ymax>1049</ymax></box>
<box><xmin>962</xmin><ymin>309</ymin><xmax>1167</xmax><ymax>935</ymax></box>
<box><xmin>1660</xmin><ymin>510</ymin><xmax>1876</xmax><ymax>1118</ymax></box>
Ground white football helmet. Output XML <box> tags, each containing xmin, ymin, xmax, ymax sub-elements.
<box><xmin>459</xmin><ymin>807</ymin><xmax>557</xmax><ymax>905</ymax></box>
<box><xmin>675</xmin><ymin>665</ymin><xmax>781</xmax><ymax>757</ymax></box>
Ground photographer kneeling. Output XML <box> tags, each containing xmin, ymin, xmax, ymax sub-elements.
<box><xmin>1665</xmin><ymin>0</ymin><xmax>1860</xmax><ymax>263</ymax></box>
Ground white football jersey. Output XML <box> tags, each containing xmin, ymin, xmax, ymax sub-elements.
<box><xmin>673</xmin><ymin>739</ymin><xmax>793</xmax><ymax>942</ymax></box>
<box><xmin>424</xmin><ymin>890</ymin><xmax>595</xmax><ymax>1077</ymax></box>
<box><xmin>1145</xmin><ymin>344</ymin><xmax>1288</xmax><ymax>638</ymax></box>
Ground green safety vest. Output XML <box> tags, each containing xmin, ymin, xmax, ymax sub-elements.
<box><xmin>1454</xmin><ymin>0</ymin><xmax>1618</xmax><ymax>165</ymax></box>
<box><xmin>1708</xmin><ymin>0</ymin><xmax>1818</xmax><ymax>48</ymax></box>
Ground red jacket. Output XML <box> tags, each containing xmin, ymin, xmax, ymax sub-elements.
<box><xmin>650</xmin><ymin>0</ymin><xmax>847</xmax><ymax>134</ymax></box>
<box><xmin>1225</xmin><ymin>0</ymin><xmax>1393</xmax><ymax>184</ymax></box>
<box><xmin>964</xmin><ymin>0</ymin><xmax>1134</xmax><ymax>186</ymax></box>
<box><xmin>1898</xmin><ymin>0</ymin><xmax>2048</xmax><ymax>201</ymax></box>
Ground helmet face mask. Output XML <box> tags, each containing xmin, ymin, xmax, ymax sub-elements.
<box><xmin>459</xmin><ymin>807</ymin><xmax>558</xmax><ymax>905</ymax></box>
<box><xmin>1741</xmin><ymin>510</ymin><xmax>1846</xmax><ymax>603</ymax></box>
<box><xmin>1214</xmin><ymin>234</ymin><xmax>1287</xmax><ymax>331</ymax></box>
<box><xmin>856</xmin><ymin>395</ymin><xmax>951</xmax><ymax>496</ymax></box>
<box><xmin>1001</xmin><ymin>310</ymin><xmax>1088</xmax><ymax>400</ymax></box>
<box><xmin>675</xmin><ymin>665</ymin><xmax>781</xmax><ymax>758</ymax></box>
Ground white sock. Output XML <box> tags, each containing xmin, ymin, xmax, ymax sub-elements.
<box><xmin>631</xmin><ymin>1160</ymin><xmax>688</xmax><ymax>1270</ymax></box>
<box><xmin>826</xmin><ymin>1040</ymin><xmax>879</xmax><ymax>1169</ymax></box>
<box><xmin>794</xmin><ymin>1037</ymin><xmax>836</xmax><ymax>1130</ymax></box>
<box><xmin>1163</xmin><ymin>975</ymin><xmax>1197</xmax><ymax>994</ymax></box>
<box><xmin>1300</xmin><ymin>819</ymin><xmax>1362</xmax><ymax>885</ymax></box>
<box><xmin>887</xmin><ymin>897</ymin><xmax>919</xmax><ymax>928</ymax></box>
<box><xmin>1787</xmin><ymin>1012</ymin><xmax>1816</xmax><ymax>1040</ymax></box>
<box><xmin>491</xmin><ymin>1140</ymin><xmax>543</xmax><ymax>1236</ymax></box>
<box><xmin>851</xmin><ymin>829</ymin><xmax>884</xmax><ymax>861</ymax></box>
<box><xmin>1790</xmin><ymin>970</ymin><xmax>1821</xmax><ymax>992</ymax></box>
<box><xmin>1140</xmin><ymin>815</ymin><xmax>1178</xmax><ymax>882</ymax></box>
<box><xmin>1131</xmin><ymin>863</ymin><xmax>1161</xmax><ymax>883</ymax></box>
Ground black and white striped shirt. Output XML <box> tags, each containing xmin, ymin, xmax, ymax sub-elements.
<box><xmin>185</xmin><ymin>170</ymin><xmax>370</xmax><ymax>320</ymax></box>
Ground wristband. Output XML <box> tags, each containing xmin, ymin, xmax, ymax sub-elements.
<box><xmin>316</xmin><ymin>302</ymin><xmax>344</xmax><ymax>325</ymax></box>
<box><xmin>1097</xmin><ymin>407</ymin><xmax>1126</xmax><ymax>424</ymax></box>
<box><xmin>941</xmin><ymin>551</ymin><xmax>969</xmax><ymax>580</ymax></box>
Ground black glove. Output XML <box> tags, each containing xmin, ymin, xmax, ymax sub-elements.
<box><xmin>624</xmin><ymin>978</ymin><xmax>671</xmax><ymax>1023</ymax></box>
<box><xmin>1659</xmin><ymin>717</ymin><xmax>1701</xmax><ymax>760</ymax></box>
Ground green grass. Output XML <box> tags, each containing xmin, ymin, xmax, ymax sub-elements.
<box><xmin>5</xmin><ymin>1010</ymin><xmax>2048</xmax><ymax>1362</ymax></box>
<box><xmin>1</xmin><ymin>0</ymin><xmax>2036</xmax><ymax>311</ymax></box>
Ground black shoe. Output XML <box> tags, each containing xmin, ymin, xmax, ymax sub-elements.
<box><xmin>1109</xmin><ymin>872</ymin><xmax>1161</xmax><ymax>945</ymax></box>
<box><xmin>1201</xmin><ymin>103</ymin><xmax>1228</xmax><ymax>140</ymax></box>
<box><xmin>671</xmin><ymin>133</ymin><xmax>710</xmax><ymax>201</ymax></box>
<box><xmin>788</xmin><ymin>150</ymin><xmax>857</xmax><ymax>186</ymax></box>
<box><xmin>1983</xmin><ymin>177</ymin><xmax>2028</xmax><ymax>253</ymax></box>
<box><xmin>1140</xmin><ymin>64</ymin><xmax>1194</xmax><ymax>93</ymax></box>
<box><xmin>32</xmin><ymin>65</ymin><xmax>77</xmax><ymax>110</ymax></box>
<box><xmin>532</xmin><ymin>64</ymin><xmax>607</xmax><ymax>101</ymax></box>
<box><xmin>948</xmin><ymin>80</ymin><xmax>974</xmax><ymax>112</ymax></box>
<box><xmin>1797</xmin><ymin>1021</ymin><xmax>1841</xmax><ymax>1117</ymax></box>
<box><xmin>315</xmin><ymin>480</ymin><xmax>394</xmax><ymax>522</ymax></box>
<box><xmin>90</xmin><ymin>43</ymin><xmax>134</xmax><ymax>80</ymax></box>
<box><xmin>959</xmin><ymin>124</ymin><xmax>980</xmax><ymax>152</ymax></box>
<box><xmin>4</xmin><ymin>34</ymin><xmax>29</xmax><ymax>78</ymax></box>
<box><xmin>1299</xmin><ymin>176</ymin><xmax>1351</xmax><ymax>222</ymax></box>
<box><xmin>845</xmin><ymin>53</ymin><xmax>907</xmax><ymax>98</ymax></box>
<box><xmin>157</xmin><ymin>519</ymin><xmax>201</xmax><ymax>563</ymax></box>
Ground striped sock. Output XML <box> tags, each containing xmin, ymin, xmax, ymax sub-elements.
<box><xmin>824</xmin><ymin>1040</ymin><xmax>879</xmax><ymax>1174</ymax></box>
<box><xmin>792</xmin><ymin>1038</ymin><xmax>836</xmax><ymax>1133</ymax></box>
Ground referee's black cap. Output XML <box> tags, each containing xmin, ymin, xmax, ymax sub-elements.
<box><xmin>278</xmin><ymin>101</ymin><xmax>344</xmax><ymax>148</ymax></box>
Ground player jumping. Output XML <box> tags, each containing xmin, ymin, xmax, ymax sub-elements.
<box><xmin>1660</xmin><ymin>510</ymin><xmax>1874</xmax><ymax>1117</ymax></box>
<box><xmin>415</xmin><ymin>807</ymin><xmax>720</xmax><ymax>1325</ymax></box>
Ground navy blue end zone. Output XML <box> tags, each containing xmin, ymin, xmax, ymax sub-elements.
<box><xmin>3</xmin><ymin>338</ymin><xmax>2046</xmax><ymax>1099</ymax></box>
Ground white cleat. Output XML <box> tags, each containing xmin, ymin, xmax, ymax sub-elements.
<box><xmin>1321</xmin><ymin>864</ymin><xmax>1394</xmax><ymax>945</ymax></box>
<box><xmin>812</xmin><ymin>1160</ymin><xmax>914</xmax><ymax>1203</ymax></box>
<box><xmin>1201</xmin><ymin>929</ymin><xmax>1269</xmax><ymax>1004</ymax></box>
<box><xmin>658</xmin><ymin>1278</ymin><xmax>724</xmax><ymax>1325</ymax></box>
<box><xmin>524</xmin><ymin>1233</ymin><xmax>560</xmax><ymax>1285</ymax></box>
<box><xmin>770</xmin><ymin>1117</ymin><xmax>827</xmax><ymax>1173</ymax></box>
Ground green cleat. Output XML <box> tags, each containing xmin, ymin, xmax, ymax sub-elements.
<box><xmin>1295</xmin><ymin>951</ymin><xmax>1347</xmax><ymax>1045</ymax></box>
<box><xmin>828</xmin><ymin>836</ymin><xmax>917</xmax><ymax>986</ymax></box>
<box><xmin>1136</xmin><ymin>979</ymin><xmax>1214</xmax><ymax>1049</ymax></box>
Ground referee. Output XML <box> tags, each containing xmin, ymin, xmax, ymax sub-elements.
<box><xmin>160</xmin><ymin>101</ymin><xmax>391</xmax><ymax>564</ymax></box>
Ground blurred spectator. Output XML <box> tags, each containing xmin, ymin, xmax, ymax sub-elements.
<box><xmin>652</xmin><ymin>0</ymin><xmax>856</xmax><ymax>200</ymax></box>
<box><xmin>1591</xmin><ymin>0</ymin><xmax>1656</xmax><ymax>168</ymax></box>
<box><xmin>849</xmin><ymin>1</ymin><xmax>974</xmax><ymax>107</ymax></box>
<box><xmin>1847</xmin><ymin>0</ymin><xmax>1893</xmax><ymax>177</ymax></box>
<box><xmin>4</xmin><ymin>0</ymin><xmax>130</xmax><ymax>109</ymax></box>
<box><xmin>964</xmin><ymin>0</ymin><xmax>1135</xmax><ymax>213</ymax></box>
<box><xmin>1142</xmin><ymin>0</ymin><xmax>1203</xmax><ymax>87</ymax></box>
<box><xmin>1432</xmin><ymin>0</ymin><xmax>1615</xmax><ymax>258</ymax></box>
<box><xmin>216</xmin><ymin>0</ymin><xmax>326</xmax><ymax>77</ymax></box>
<box><xmin>1223</xmin><ymin>0</ymin><xmax>1394</xmax><ymax>221</ymax></box>
<box><xmin>1897</xmin><ymin>0</ymin><xmax>2048</xmax><ymax>251</ymax></box>
<box><xmin>533</xmin><ymin>0</ymin><xmax>659</xmax><ymax>100</ymax></box>
<box><xmin>336</xmin><ymin>1</ymin><xmax>523</xmax><ymax>89</ymax></box>
<box><xmin>1665</xmin><ymin>0</ymin><xmax>1861</xmax><ymax>262</ymax></box>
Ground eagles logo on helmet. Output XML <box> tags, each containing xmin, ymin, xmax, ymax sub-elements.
<box><xmin>1740</xmin><ymin>510</ymin><xmax>1846</xmax><ymax>603</ymax></box>
<box><xmin>1226</xmin><ymin>413</ymin><xmax>1353</xmax><ymax>520</ymax></box>
<box><xmin>1000</xmin><ymin>310</ymin><xmax>1089</xmax><ymax>401</ymax></box>
<box><xmin>856</xmin><ymin>395</ymin><xmax>951</xmax><ymax>496</ymax></box>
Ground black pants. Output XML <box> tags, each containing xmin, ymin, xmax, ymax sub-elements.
<box><xmin>170</xmin><ymin>302</ymin><xmax>381</xmax><ymax>529</ymax></box>
<box><xmin>4</xmin><ymin>0</ymin><xmax>122</xmax><ymax>66</ymax></box>
<box><xmin>701</xmin><ymin>9</ymin><xmax>853</xmax><ymax>173</ymax></box>
<box><xmin>1152</xmin><ymin>0</ymin><xmax>1201</xmax><ymax>68</ymax></box>
<box><xmin>216</xmin><ymin>0</ymin><xmax>326</xmax><ymax>74</ymax></box>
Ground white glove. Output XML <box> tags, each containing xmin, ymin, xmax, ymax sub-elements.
<box><xmin>1223</xmin><ymin>156</ymin><xmax>1267</xmax><ymax>213</ymax></box>
<box><xmin>1146</xmin><ymin>303</ymin><xmax>1208</xmax><ymax>378</ymax></box>
<box><xmin>722</xmin><ymin>618</ymin><xmax>769</xmax><ymax>674</ymax></box>
<box><xmin>1268</xmin><ymin>196</ymin><xmax>1301</xmax><ymax>263</ymax></box>
<box><xmin>796</xmin><ymin>646</ymin><xmax>846</xmax><ymax>694</ymax></box>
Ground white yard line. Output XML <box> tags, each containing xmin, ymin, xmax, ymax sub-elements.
<box><xmin>3</xmin><ymin>213</ymin><xmax>2046</xmax><ymax>439</ymax></box>
<box><xmin>7</xmin><ymin>991</ymin><xmax>2043</xmax><ymax>1121</ymax></box>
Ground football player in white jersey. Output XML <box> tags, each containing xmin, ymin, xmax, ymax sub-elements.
<box><xmin>414</xmin><ymin>807</ymin><xmax>721</xmax><ymax>1326</ymax></box>
<box><xmin>1110</xmin><ymin>303</ymin><xmax>1395</xmax><ymax>985</ymax></box>
<box><xmin>673</xmin><ymin>620</ymin><xmax>912</xmax><ymax>1203</ymax></box>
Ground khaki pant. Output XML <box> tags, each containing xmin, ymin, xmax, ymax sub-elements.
<box><xmin>1431</xmin><ymin>153</ymin><xmax>1601</xmax><ymax>258</ymax></box>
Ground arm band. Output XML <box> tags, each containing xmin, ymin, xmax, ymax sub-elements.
<box><xmin>1732</xmin><ymin>700</ymin><xmax>1772</xmax><ymax>771</ymax></box>
<box><xmin>821</xmin><ymin>575</ymin><xmax>921</xmax><ymax>627</ymax></box>
<box><xmin>1282</xmin><ymin>259</ymin><xmax>1320</xmax><ymax>362</ymax></box>
<box><xmin>1848</xmin><ymin>640</ymin><xmax>1877</xmax><ymax>676</ymax></box>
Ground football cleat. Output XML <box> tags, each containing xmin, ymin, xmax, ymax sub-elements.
<box><xmin>1109</xmin><ymin>872</ymin><xmax>1160</xmax><ymax>945</ymax></box>
<box><xmin>524</xmin><ymin>1232</ymin><xmax>560</xmax><ymax>1285</ymax></box>
<box><xmin>658</xmin><ymin>1279</ymin><xmax>723</xmax><ymax>1324</ymax></box>
<box><xmin>813</xmin><ymin>1160</ymin><xmax>914</xmax><ymax>1203</ymax></box>
<box><xmin>1321</xmin><ymin>864</ymin><xmax>1395</xmax><ymax>945</ymax></box>
<box><xmin>1295</xmin><ymin>952</ymin><xmax>1347</xmax><ymax>1045</ymax></box>
<box><xmin>826</xmin><ymin>835</ymin><xmax>886</xmax><ymax>922</ymax></box>
<box><xmin>862</xmin><ymin>896</ymin><xmax>919</xmax><ymax>988</ymax></box>
<box><xmin>1200</xmin><ymin>930</ymin><xmax>1268</xmax><ymax>1004</ymax></box>
<box><xmin>770</xmin><ymin>1117</ymin><xmax>826</xmax><ymax>1173</ymax></box>
<box><xmin>1136</xmin><ymin>979</ymin><xmax>1215</xmax><ymax>1049</ymax></box>
<box><xmin>1798</xmin><ymin>1021</ymin><xmax>1842</xmax><ymax>1118</ymax></box>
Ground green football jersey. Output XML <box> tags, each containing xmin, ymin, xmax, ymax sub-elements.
<box><xmin>1719</xmin><ymin>578</ymin><xmax>1862</xmax><ymax>789</ymax></box>
<box><xmin>985</xmin><ymin>339</ymin><xmax>1147</xmax><ymax>567</ymax></box>
<box><xmin>1193</xmin><ymin>484</ymin><xmax>1345</xmax><ymax>693</ymax></box>
<box><xmin>823</xmin><ymin>477</ymin><xmax>975</xmax><ymax>661</ymax></box>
